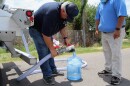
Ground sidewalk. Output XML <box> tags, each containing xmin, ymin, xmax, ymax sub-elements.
<box><xmin>0</xmin><ymin>48</ymin><xmax>130</xmax><ymax>86</ymax></box>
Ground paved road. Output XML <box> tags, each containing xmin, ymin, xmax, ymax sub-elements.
<box><xmin>0</xmin><ymin>48</ymin><xmax>130</xmax><ymax>86</ymax></box>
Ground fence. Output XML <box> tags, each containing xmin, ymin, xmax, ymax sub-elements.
<box><xmin>55</xmin><ymin>30</ymin><xmax>99</xmax><ymax>47</ymax></box>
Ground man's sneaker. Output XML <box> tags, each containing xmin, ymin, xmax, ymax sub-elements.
<box><xmin>111</xmin><ymin>76</ymin><xmax>121</xmax><ymax>85</ymax></box>
<box><xmin>98</xmin><ymin>70</ymin><xmax>112</xmax><ymax>75</ymax></box>
<box><xmin>52</xmin><ymin>70</ymin><xmax>64</xmax><ymax>77</ymax></box>
<box><xmin>43</xmin><ymin>76</ymin><xmax>55</xmax><ymax>85</ymax></box>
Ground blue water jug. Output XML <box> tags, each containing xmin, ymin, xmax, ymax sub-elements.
<box><xmin>67</xmin><ymin>52</ymin><xmax>82</xmax><ymax>81</ymax></box>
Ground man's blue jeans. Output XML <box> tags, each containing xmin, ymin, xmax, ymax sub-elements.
<box><xmin>29</xmin><ymin>27</ymin><xmax>56</xmax><ymax>78</ymax></box>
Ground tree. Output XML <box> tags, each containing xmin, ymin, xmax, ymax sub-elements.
<box><xmin>126</xmin><ymin>16</ymin><xmax>130</xmax><ymax>38</ymax></box>
<box><xmin>85</xmin><ymin>4</ymin><xmax>97</xmax><ymax>29</ymax></box>
<box><xmin>126</xmin><ymin>16</ymin><xmax>130</xmax><ymax>31</ymax></box>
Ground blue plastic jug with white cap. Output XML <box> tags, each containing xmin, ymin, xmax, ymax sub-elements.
<box><xmin>67</xmin><ymin>52</ymin><xmax>82</xmax><ymax>81</ymax></box>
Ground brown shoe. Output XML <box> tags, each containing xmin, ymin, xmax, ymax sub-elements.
<box><xmin>43</xmin><ymin>76</ymin><xmax>55</xmax><ymax>85</ymax></box>
<box><xmin>52</xmin><ymin>70</ymin><xmax>64</xmax><ymax>77</ymax></box>
<box><xmin>111</xmin><ymin>76</ymin><xmax>121</xmax><ymax>85</ymax></box>
<box><xmin>98</xmin><ymin>70</ymin><xmax>112</xmax><ymax>75</ymax></box>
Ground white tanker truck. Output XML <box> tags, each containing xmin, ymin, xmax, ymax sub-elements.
<box><xmin>0</xmin><ymin>0</ymin><xmax>36</xmax><ymax>65</ymax></box>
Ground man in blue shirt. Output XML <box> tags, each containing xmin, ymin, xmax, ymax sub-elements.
<box><xmin>95</xmin><ymin>0</ymin><xmax>127</xmax><ymax>85</ymax></box>
<box><xmin>29</xmin><ymin>1</ymin><xmax>79</xmax><ymax>85</ymax></box>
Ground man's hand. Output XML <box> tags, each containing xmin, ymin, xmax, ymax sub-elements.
<box><xmin>64</xmin><ymin>38</ymin><xmax>70</xmax><ymax>46</ymax></box>
<box><xmin>95</xmin><ymin>29</ymin><xmax>99</xmax><ymax>36</ymax></box>
<box><xmin>42</xmin><ymin>34</ymin><xmax>58</xmax><ymax>57</ymax></box>
<box><xmin>113</xmin><ymin>30</ymin><xmax>120</xmax><ymax>39</ymax></box>
<box><xmin>50</xmin><ymin>48</ymin><xmax>58</xmax><ymax>57</ymax></box>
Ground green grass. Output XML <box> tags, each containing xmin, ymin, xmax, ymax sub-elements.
<box><xmin>0</xmin><ymin>53</ymin><xmax>21</xmax><ymax>63</ymax></box>
<box><xmin>0</xmin><ymin>40</ymin><xmax>130</xmax><ymax>63</ymax></box>
<box><xmin>0</xmin><ymin>50</ymin><xmax>38</xmax><ymax>63</ymax></box>
<box><xmin>122</xmin><ymin>41</ymin><xmax>130</xmax><ymax>48</ymax></box>
<box><xmin>75</xmin><ymin>47</ymin><xmax>102</xmax><ymax>54</ymax></box>
<box><xmin>0</xmin><ymin>48</ymin><xmax>6</xmax><ymax>53</ymax></box>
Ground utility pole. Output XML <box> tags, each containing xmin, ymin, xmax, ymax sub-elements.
<box><xmin>82</xmin><ymin>0</ymin><xmax>86</xmax><ymax>47</ymax></box>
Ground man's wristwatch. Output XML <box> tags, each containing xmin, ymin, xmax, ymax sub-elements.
<box><xmin>116</xmin><ymin>27</ymin><xmax>120</xmax><ymax>30</ymax></box>
<box><xmin>63</xmin><ymin>37</ymin><xmax>68</xmax><ymax>40</ymax></box>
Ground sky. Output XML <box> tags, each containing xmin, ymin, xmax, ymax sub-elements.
<box><xmin>4</xmin><ymin>0</ymin><xmax>55</xmax><ymax>11</ymax></box>
<box><xmin>3</xmin><ymin>0</ymin><xmax>130</xmax><ymax>16</ymax></box>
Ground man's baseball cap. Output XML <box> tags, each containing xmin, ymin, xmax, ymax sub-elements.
<box><xmin>65</xmin><ymin>2</ymin><xmax>79</xmax><ymax>22</ymax></box>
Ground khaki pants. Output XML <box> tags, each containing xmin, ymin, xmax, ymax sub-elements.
<box><xmin>101</xmin><ymin>28</ymin><xmax>126</xmax><ymax>79</ymax></box>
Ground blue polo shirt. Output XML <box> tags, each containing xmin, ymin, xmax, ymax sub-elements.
<box><xmin>34</xmin><ymin>2</ymin><xmax>67</xmax><ymax>37</ymax></box>
<box><xmin>95</xmin><ymin>0</ymin><xmax>127</xmax><ymax>32</ymax></box>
